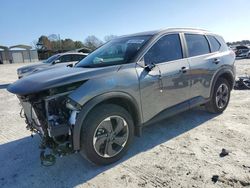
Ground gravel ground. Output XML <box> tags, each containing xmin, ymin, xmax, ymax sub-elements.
<box><xmin>0</xmin><ymin>60</ymin><xmax>250</xmax><ymax>188</ymax></box>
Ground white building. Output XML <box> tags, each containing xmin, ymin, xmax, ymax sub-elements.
<box><xmin>0</xmin><ymin>45</ymin><xmax>38</xmax><ymax>64</ymax></box>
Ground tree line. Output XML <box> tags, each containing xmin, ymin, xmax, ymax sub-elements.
<box><xmin>35</xmin><ymin>34</ymin><xmax>117</xmax><ymax>59</ymax></box>
<box><xmin>227</xmin><ymin>40</ymin><xmax>250</xmax><ymax>46</ymax></box>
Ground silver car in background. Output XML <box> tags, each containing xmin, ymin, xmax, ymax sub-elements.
<box><xmin>17</xmin><ymin>52</ymin><xmax>88</xmax><ymax>78</ymax></box>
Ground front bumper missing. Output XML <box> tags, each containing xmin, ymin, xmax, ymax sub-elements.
<box><xmin>19</xmin><ymin>97</ymin><xmax>44</xmax><ymax>135</ymax></box>
<box><xmin>18</xmin><ymin>93</ymin><xmax>80</xmax><ymax>166</ymax></box>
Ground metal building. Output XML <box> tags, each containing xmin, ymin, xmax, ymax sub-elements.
<box><xmin>0</xmin><ymin>45</ymin><xmax>39</xmax><ymax>64</ymax></box>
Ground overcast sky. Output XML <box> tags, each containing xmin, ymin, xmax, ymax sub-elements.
<box><xmin>1</xmin><ymin>0</ymin><xmax>250</xmax><ymax>46</ymax></box>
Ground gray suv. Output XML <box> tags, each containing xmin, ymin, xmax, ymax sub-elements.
<box><xmin>8</xmin><ymin>28</ymin><xmax>235</xmax><ymax>165</ymax></box>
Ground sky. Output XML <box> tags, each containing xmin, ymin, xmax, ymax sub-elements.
<box><xmin>0</xmin><ymin>0</ymin><xmax>250</xmax><ymax>47</ymax></box>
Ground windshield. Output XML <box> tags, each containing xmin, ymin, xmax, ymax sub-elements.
<box><xmin>43</xmin><ymin>54</ymin><xmax>60</xmax><ymax>64</ymax></box>
<box><xmin>76</xmin><ymin>35</ymin><xmax>151</xmax><ymax>68</ymax></box>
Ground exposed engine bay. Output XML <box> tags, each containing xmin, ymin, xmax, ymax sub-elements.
<box><xmin>18</xmin><ymin>87</ymin><xmax>81</xmax><ymax>166</ymax></box>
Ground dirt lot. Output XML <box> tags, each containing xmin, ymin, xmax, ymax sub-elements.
<box><xmin>0</xmin><ymin>60</ymin><xmax>250</xmax><ymax>188</ymax></box>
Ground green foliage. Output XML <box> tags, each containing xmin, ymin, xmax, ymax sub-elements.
<box><xmin>36</xmin><ymin>34</ymin><xmax>106</xmax><ymax>52</ymax></box>
<box><xmin>227</xmin><ymin>40</ymin><xmax>250</xmax><ymax>46</ymax></box>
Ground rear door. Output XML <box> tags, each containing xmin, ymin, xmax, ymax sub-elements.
<box><xmin>137</xmin><ymin>33</ymin><xmax>191</xmax><ymax>122</ymax></box>
<box><xmin>184</xmin><ymin>33</ymin><xmax>222</xmax><ymax>101</ymax></box>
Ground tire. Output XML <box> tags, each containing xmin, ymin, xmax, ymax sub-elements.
<box><xmin>206</xmin><ymin>78</ymin><xmax>231</xmax><ymax>113</ymax></box>
<box><xmin>80</xmin><ymin>104</ymin><xmax>134</xmax><ymax>165</ymax></box>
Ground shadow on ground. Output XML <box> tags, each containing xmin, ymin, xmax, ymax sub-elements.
<box><xmin>0</xmin><ymin>84</ymin><xmax>10</xmax><ymax>89</ymax></box>
<box><xmin>0</xmin><ymin>107</ymin><xmax>217</xmax><ymax>188</ymax></box>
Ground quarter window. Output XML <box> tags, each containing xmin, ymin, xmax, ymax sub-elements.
<box><xmin>59</xmin><ymin>55</ymin><xmax>72</xmax><ymax>62</ymax></box>
<box><xmin>207</xmin><ymin>35</ymin><xmax>221</xmax><ymax>52</ymax></box>
<box><xmin>185</xmin><ymin>34</ymin><xmax>210</xmax><ymax>57</ymax></box>
<box><xmin>144</xmin><ymin>34</ymin><xmax>183</xmax><ymax>65</ymax></box>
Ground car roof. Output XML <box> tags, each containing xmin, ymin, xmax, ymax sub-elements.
<box><xmin>120</xmin><ymin>28</ymin><xmax>214</xmax><ymax>38</ymax></box>
<box><xmin>58</xmin><ymin>52</ymin><xmax>89</xmax><ymax>56</ymax></box>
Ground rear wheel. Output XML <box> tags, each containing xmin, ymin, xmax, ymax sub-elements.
<box><xmin>206</xmin><ymin>78</ymin><xmax>231</xmax><ymax>113</ymax></box>
<box><xmin>80</xmin><ymin>104</ymin><xmax>134</xmax><ymax>165</ymax></box>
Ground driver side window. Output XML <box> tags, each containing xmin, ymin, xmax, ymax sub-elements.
<box><xmin>144</xmin><ymin>34</ymin><xmax>183</xmax><ymax>65</ymax></box>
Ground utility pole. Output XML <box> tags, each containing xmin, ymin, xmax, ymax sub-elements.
<box><xmin>58</xmin><ymin>34</ymin><xmax>61</xmax><ymax>52</ymax></box>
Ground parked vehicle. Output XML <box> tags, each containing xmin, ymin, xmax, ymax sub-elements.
<box><xmin>8</xmin><ymin>28</ymin><xmax>235</xmax><ymax>165</ymax></box>
<box><xmin>235</xmin><ymin>45</ymin><xmax>250</xmax><ymax>58</ymax></box>
<box><xmin>17</xmin><ymin>52</ymin><xmax>88</xmax><ymax>78</ymax></box>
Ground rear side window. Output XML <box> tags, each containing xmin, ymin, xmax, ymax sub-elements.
<box><xmin>144</xmin><ymin>34</ymin><xmax>183</xmax><ymax>64</ymax></box>
<box><xmin>72</xmin><ymin>54</ymin><xmax>85</xmax><ymax>61</ymax></box>
<box><xmin>59</xmin><ymin>55</ymin><xmax>72</xmax><ymax>62</ymax></box>
<box><xmin>207</xmin><ymin>35</ymin><xmax>221</xmax><ymax>52</ymax></box>
<box><xmin>185</xmin><ymin>34</ymin><xmax>210</xmax><ymax>57</ymax></box>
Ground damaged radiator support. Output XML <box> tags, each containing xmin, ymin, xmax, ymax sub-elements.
<box><xmin>19</xmin><ymin>91</ymin><xmax>80</xmax><ymax>166</ymax></box>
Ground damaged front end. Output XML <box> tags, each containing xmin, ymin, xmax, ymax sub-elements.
<box><xmin>17</xmin><ymin>82</ymin><xmax>83</xmax><ymax>166</ymax></box>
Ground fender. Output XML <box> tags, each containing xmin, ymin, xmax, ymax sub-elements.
<box><xmin>209</xmin><ymin>66</ymin><xmax>235</xmax><ymax>99</ymax></box>
<box><xmin>72</xmin><ymin>91</ymin><xmax>142</xmax><ymax>150</ymax></box>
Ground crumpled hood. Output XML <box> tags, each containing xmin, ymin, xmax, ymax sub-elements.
<box><xmin>8</xmin><ymin>66</ymin><xmax>117</xmax><ymax>95</ymax></box>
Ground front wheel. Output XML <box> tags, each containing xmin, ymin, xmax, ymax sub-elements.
<box><xmin>80</xmin><ymin>104</ymin><xmax>134</xmax><ymax>165</ymax></box>
<box><xmin>206</xmin><ymin>78</ymin><xmax>231</xmax><ymax>113</ymax></box>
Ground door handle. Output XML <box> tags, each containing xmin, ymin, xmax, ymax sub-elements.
<box><xmin>213</xmin><ymin>58</ymin><xmax>220</xmax><ymax>64</ymax></box>
<box><xmin>180</xmin><ymin>66</ymin><xmax>188</xmax><ymax>73</ymax></box>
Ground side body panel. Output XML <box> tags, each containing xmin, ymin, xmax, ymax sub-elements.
<box><xmin>69</xmin><ymin>63</ymin><xmax>142</xmax><ymax>150</ymax></box>
<box><xmin>68</xmin><ymin>63</ymin><xmax>141</xmax><ymax>109</ymax></box>
<box><xmin>136</xmin><ymin>58</ymin><xmax>190</xmax><ymax>122</ymax></box>
<box><xmin>187</xmin><ymin>53</ymin><xmax>220</xmax><ymax>99</ymax></box>
<box><xmin>183</xmin><ymin>33</ymin><xmax>235</xmax><ymax>100</ymax></box>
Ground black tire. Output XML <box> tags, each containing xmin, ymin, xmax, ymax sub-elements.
<box><xmin>206</xmin><ymin>78</ymin><xmax>231</xmax><ymax>113</ymax></box>
<box><xmin>80</xmin><ymin>104</ymin><xmax>134</xmax><ymax>165</ymax></box>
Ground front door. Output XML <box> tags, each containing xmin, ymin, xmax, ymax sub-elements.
<box><xmin>136</xmin><ymin>34</ymin><xmax>191</xmax><ymax>122</ymax></box>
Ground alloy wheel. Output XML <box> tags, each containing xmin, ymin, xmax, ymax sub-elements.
<box><xmin>215</xmin><ymin>83</ymin><xmax>229</xmax><ymax>109</ymax></box>
<box><xmin>93</xmin><ymin>116</ymin><xmax>129</xmax><ymax>158</ymax></box>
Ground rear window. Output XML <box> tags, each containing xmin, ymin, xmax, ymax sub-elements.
<box><xmin>185</xmin><ymin>34</ymin><xmax>210</xmax><ymax>57</ymax></box>
<box><xmin>207</xmin><ymin>35</ymin><xmax>221</xmax><ymax>52</ymax></box>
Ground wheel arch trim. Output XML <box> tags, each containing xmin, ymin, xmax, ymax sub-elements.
<box><xmin>210</xmin><ymin>67</ymin><xmax>235</xmax><ymax>98</ymax></box>
<box><xmin>72</xmin><ymin>91</ymin><xmax>142</xmax><ymax>150</ymax></box>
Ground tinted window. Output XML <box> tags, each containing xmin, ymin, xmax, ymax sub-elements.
<box><xmin>144</xmin><ymin>34</ymin><xmax>183</xmax><ymax>64</ymax></box>
<box><xmin>207</xmin><ymin>35</ymin><xmax>221</xmax><ymax>52</ymax></box>
<box><xmin>185</xmin><ymin>34</ymin><xmax>210</xmax><ymax>57</ymax></box>
<box><xmin>72</xmin><ymin>54</ymin><xmax>85</xmax><ymax>61</ymax></box>
<box><xmin>59</xmin><ymin>55</ymin><xmax>72</xmax><ymax>62</ymax></box>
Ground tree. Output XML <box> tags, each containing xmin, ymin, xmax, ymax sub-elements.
<box><xmin>104</xmin><ymin>35</ymin><xmax>117</xmax><ymax>42</ymax></box>
<box><xmin>61</xmin><ymin>38</ymin><xmax>75</xmax><ymax>50</ymax></box>
<box><xmin>74</xmin><ymin>41</ymin><xmax>84</xmax><ymax>49</ymax></box>
<box><xmin>36</xmin><ymin>35</ymin><xmax>52</xmax><ymax>50</ymax></box>
<box><xmin>84</xmin><ymin>35</ymin><xmax>103</xmax><ymax>50</ymax></box>
<box><xmin>48</xmin><ymin>34</ymin><xmax>59</xmax><ymax>41</ymax></box>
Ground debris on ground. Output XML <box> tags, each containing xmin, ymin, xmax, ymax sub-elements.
<box><xmin>220</xmin><ymin>148</ymin><xmax>230</xmax><ymax>157</ymax></box>
<box><xmin>211</xmin><ymin>175</ymin><xmax>219</xmax><ymax>183</ymax></box>
<box><xmin>234</xmin><ymin>75</ymin><xmax>250</xmax><ymax>90</ymax></box>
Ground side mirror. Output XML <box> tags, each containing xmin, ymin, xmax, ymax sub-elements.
<box><xmin>67</xmin><ymin>63</ymin><xmax>73</xmax><ymax>67</ymax></box>
<box><xmin>53</xmin><ymin>59</ymin><xmax>60</xmax><ymax>64</ymax></box>
<box><xmin>144</xmin><ymin>63</ymin><xmax>155</xmax><ymax>72</ymax></box>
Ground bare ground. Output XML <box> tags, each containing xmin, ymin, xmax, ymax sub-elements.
<box><xmin>0</xmin><ymin>60</ymin><xmax>249</xmax><ymax>188</ymax></box>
